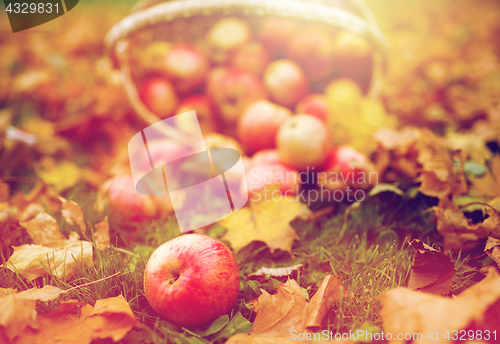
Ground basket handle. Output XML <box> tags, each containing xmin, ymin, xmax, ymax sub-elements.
<box><xmin>120</xmin><ymin>59</ymin><xmax>193</xmax><ymax>145</ymax></box>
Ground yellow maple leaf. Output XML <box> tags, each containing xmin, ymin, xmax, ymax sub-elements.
<box><xmin>6</xmin><ymin>237</ymin><xmax>93</xmax><ymax>281</ymax></box>
<box><xmin>35</xmin><ymin>157</ymin><xmax>81</xmax><ymax>192</ymax></box>
<box><xmin>470</xmin><ymin>155</ymin><xmax>500</xmax><ymax>198</ymax></box>
<box><xmin>219</xmin><ymin>185</ymin><xmax>310</xmax><ymax>254</ymax></box>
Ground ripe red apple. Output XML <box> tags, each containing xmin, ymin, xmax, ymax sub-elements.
<box><xmin>237</xmin><ymin>100</ymin><xmax>291</xmax><ymax>154</ymax></box>
<box><xmin>134</xmin><ymin>138</ymin><xmax>192</xmax><ymax>173</ymax></box>
<box><xmin>247</xmin><ymin>161</ymin><xmax>300</xmax><ymax>196</ymax></box>
<box><xmin>286</xmin><ymin>25</ymin><xmax>336</xmax><ymax>82</ymax></box>
<box><xmin>295</xmin><ymin>94</ymin><xmax>328</xmax><ymax>122</ymax></box>
<box><xmin>276</xmin><ymin>114</ymin><xmax>330</xmax><ymax>170</ymax></box>
<box><xmin>96</xmin><ymin>174</ymin><xmax>157</xmax><ymax>221</ymax></box>
<box><xmin>251</xmin><ymin>149</ymin><xmax>281</xmax><ymax>166</ymax></box>
<box><xmin>139</xmin><ymin>77</ymin><xmax>178</xmax><ymax>119</ymax></box>
<box><xmin>259</xmin><ymin>17</ymin><xmax>299</xmax><ymax>57</ymax></box>
<box><xmin>229</xmin><ymin>42</ymin><xmax>271</xmax><ymax>76</ymax></box>
<box><xmin>318</xmin><ymin>146</ymin><xmax>374</xmax><ymax>190</ymax></box>
<box><xmin>176</xmin><ymin>95</ymin><xmax>217</xmax><ymax>135</ymax></box>
<box><xmin>263</xmin><ymin>60</ymin><xmax>309</xmax><ymax>108</ymax></box>
<box><xmin>206</xmin><ymin>17</ymin><xmax>251</xmax><ymax>63</ymax></box>
<box><xmin>207</xmin><ymin>68</ymin><xmax>267</xmax><ymax>124</ymax></box>
<box><xmin>200</xmin><ymin>132</ymin><xmax>245</xmax><ymax>155</ymax></box>
<box><xmin>164</xmin><ymin>43</ymin><xmax>209</xmax><ymax>94</ymax></box>
<box><xmin>144</xmin><ymin>234</ymin><xmax>240</xmax><ymax>327</ymax></box>
<box><xmin>332</xmin><ymin>31</ymin><xmax>373</xmax><ymax>93</ymax></box>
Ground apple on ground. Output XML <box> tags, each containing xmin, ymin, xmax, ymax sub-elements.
<box><xmin>251</xmin><ymin>149</ymin><xmax>282</xmax><ymax>166</ymax></box>
<box><xmin>263</xmin><ymin>60</ymin><xmax>309</xmax><ymax>108</ymax></box>
<box><xmin>247</xmin><ymin>159</ymin><xmax>300</xmax><ymax>196</ymax></box>
<box><xmin>296</xmin><ymin>94</ymin><xmax>328</xmax><ymax>122</ymax></box>
<box><xmin>163</xmin><ymin>43</ymin><xmax>209</xmax><ymax>94</ymax></box>
<box><xmin>318</xmin><ymin>146</ymin><xmax>374</xmax><ymax>190</ymax></box>
<box><xmin>332</xmin><ymin>31</ymin><xmax>373</xmax><ymax>93</ymax></box>
<box><xmin>237</xmin><ymin>100</ymin><xmax>291</xmax><ymax>154</ymax></box>
<box><xmin>206</xmin><ymin>17</ymin><xmax>251</xmax><ymax>63</ymax></box>
<box><xmin>206</xmin><ymin>68</ymin><xmax>267</xmax><ymax>124</ymax></box>
<box><xmin>144</xmin><ymin>234</ymin><xmax>240</xmax><ymax>327</ymax></box>
<box><xmin>286</xmin><ymin>24</ymin><xmax>336</xmax><ymax>82</ymax></box>
<box><xmin>135</xmin><ymin>138</ymin><xmax>192</xmax><ymax>173</ymax></box>
<box><xmin>229</xmin><ymin>42</ymin><xmax>271</xmax><ymax>76</ymax></box>
<box><xmin>139</xmin><ymin>76</ymin><xmax>178</xmax><ymax>119</ymax></box>
<box><xmin>96</xmin><ymin>174</ymin><xmax>157</xmax><ymax>221</ymax></box>
<box><xmin>259</xmin><ymin>17</ymin><xmax>299</xmax><ymax>58</ymax></box>
<box><xmin>175</xmin><ymin>94</ymin><xmax>217</xmax><ymax>135</ymax></box>
<box><xmin>200</xmin><ymin>132</ymin><xmax>245</xmax><ymax>155</ymax></box>
<box><xmin>276</xmin><ymin>114</ymin><xmax>330</xmax><ymax>171</ymax></box>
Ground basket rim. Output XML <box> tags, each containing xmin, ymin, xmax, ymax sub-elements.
<box><xmin>105</xmin><ymin>0</ymin><xmax>389</xmax><ymax>56</ymax></box>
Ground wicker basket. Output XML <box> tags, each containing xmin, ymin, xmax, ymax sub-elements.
<box><xmin>105</xmin><ymin>0</ymin><xmax>388</xmax><ymax>132</ymax></box>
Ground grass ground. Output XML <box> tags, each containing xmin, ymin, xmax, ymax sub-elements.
<box><xmin>1</xmin><ymin>185</ymin><xmax>479</xmax><ymax>344</ymax></box>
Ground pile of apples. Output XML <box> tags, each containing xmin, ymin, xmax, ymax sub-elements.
<box><xmin>99</xmin><ymin>17</ymin><xmax>377</xmax><ymax>221</ymax></box>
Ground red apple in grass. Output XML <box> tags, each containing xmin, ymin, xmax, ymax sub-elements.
<box><xmin>295</xmin><ymin>94</ymin><xmax>328</xmax><ymax>122</ymax></box>
<box><xmin>286</xmin><ymin>24</ymin><xmax>336</xmax><ymax>82</ymax></box>
<box><xmin>144</xmin><ymin>234</ymin><xmax>240</xmax><ymax>327</ymax></box>
<box><xmin>175</xmin><ymin>95</ymin><xmax>217</xmax><ymax>135</ymax></box>
<box><xmin>139</xmin><ymin>77</ymin><xmax>178</xmax><ymax>119</ymax></box>
<box><xmin>237</xmin><ymin>100</ymin><xmax>291</xmax><ymax>154</ymax></box>
<box><xmin>207</xmin><ymin>68</ymin><xmax>267</xmax><ymax>124</ymax></box>
<box><xmin>318</xmin><ymin>146</ymin><xmax>374</xmax><ymax>190</ymax></box>
<box><xmin>164</xmin><ymin>43</ymin><xmax>209</xmax><ymax>94</ymax></box>
<box><xmin>263</xmin><ymin>60</ymin><xmax>309</xmax><ymax>108</ymax></box>
<box><xmin>200</xmin><ymin>132</ymin><xmax>245</xmax><ymax>155</ymax></box>
<box><xmin>206</xmin><ymin>17</ymin><xmax>251</xmax><ymax>63</ymax></box>
<box><xmin>97</xmin><ymin>175</ymin><xmax>157</xmax><ymax>221</ymax></box>
<box><xmin>251</xmin><ymin>149</ymin><xmax>281</xmax><ymax>166</ymax></box>
<box><xmin>247</xmin><ymin>160</ymin><xmax>300</xmax><ymax>196</ymax></box>
<box><xmin>229</xmin><ymin>42</ymin><xmax>271</xmax><ymax>76</ymax></box>
<box><xmin>276</xmin><ymin>114</ymin><xmax>330</xmax><ymax>170</ymax></box>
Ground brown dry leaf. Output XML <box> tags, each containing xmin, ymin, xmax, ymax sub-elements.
<box><xmin>0</xmin><ymin>285</ymin><xmax>63</xmax><ymax>342</ymax></box>
<box><xmin>374</xmin><ymin>127</ymin><xmax>421</xmax><ymax>151</ymax></box>
<box><xmin>4</xmin><ymin>294</ymin><xmax>138</xmax><ymax>344</ymax></box>
<box><xmin>59</xmin><ymin>197</ymin><xmax>86</xmax><ymax>234</ymax></box>
<box><xmin>248</xmin><ymin>264</ymin><xmax>304</xmax><ymax>283</ymax></box>
<box><xmin>444</xmin><ymin>131</ymin><xmax>492</xmax><ymax>164</ymax></box>
<box><xmin>470</xmin><ymin>155</ymin><xmax>500</xmax><ymax>198</ymax></box>
<box><xmin>226</xmin><ymin>276</ymin><xmax>346</xmax><ymax>344</ymax></box>
<box><xmin>5</xmin><ymin>238</ymin><xmax>93</xmax><ymax>281</ymax></box>
<box><xmin>379</xmin><ymin>268</ymin><xmax>500</xmax><ymax>344</ymax></box>
<box><xmin>94</xmin><ymin>217</ymin><xmax>110</xmax><ymax>248</ymax></box>
<box><xmin>0</xmin><ymin>288</ymin><xmax>17</xmax><ymax>297</ymax></box>
<box><xmin>416</xmin><ymin>129</ymin><xmax>467</xmax><ymax>200</ymax></box>
<box><xmin>485</xmin><ymin>237</ymin><xmax>500</xmax><ymax>268</ymax></box>
<box><xmin>220</xmin><ymin>185</ymin><xmax>310</xmax><ymax>254</ymax></box>
<box><xmin>373</xmin><ymin>127</ymin><xmax>421</xmax><ymax>180</ymax></box>
<box><xmin>433</xmin><ymin>199</ymin><xmax>500</xmax><ymax>252</ymax></box>
<box><xmin>407</xmin><ymin>239</ymin><xmax>456</xmax><ymax>295</ymax></box>
<box><xmin>304</xmin><ymin>275</ymin><xmax>346</xmax><ymax>330</ymax></box>
<box><xmin>19</xmin><ymin>213</ymin><xmax>65</xmax><ymax>245</ymax></box>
